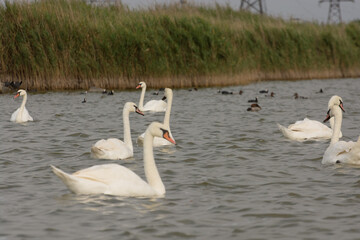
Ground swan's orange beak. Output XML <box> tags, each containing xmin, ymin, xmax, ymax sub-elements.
<box><xmin>163</xmin><ymin>131</ymin><xmax>176</xmax><ymax>144</ymax></box>
<box><xmin>339</xmin><ymin>103</ymin><xmax>345</xmax><ymax>112</ymax></box>
<box><xmin>136</xmin><ymin>84</ymin><xmax>141</xmax><ymax>89</ymax></box>
<box><xmin>14</xmin><ymin>93</ymin><xmax>20</xmax><ymax>99</ymax></box>
<box><xmin>136</xmin><ymin>108</ymin><xmax>144</xmax><ymax>116</ymax></box>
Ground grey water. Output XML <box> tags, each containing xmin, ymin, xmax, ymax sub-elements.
<box><xmin>1</xmin><ymin>78</ymin><xmax>360</xmax><ymax>240</ymax></box>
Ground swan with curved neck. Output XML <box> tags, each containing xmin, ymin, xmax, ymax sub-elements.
<box><xmin>277</xmin><ymin>116</ymin><xmax>341</xmax><ymax>142</ymax></box>
<box><xmin>136</xmin><ymin>82</ymin><xmax>167</xmax><ymax>112</ymax></box>
<box><xmin>10</xmin><ymin>89</ymin><xmax>33</xmax><ymax>123</ymax></box>
<box><xmin>137</xmin><ymin>88</ymin><xmax>175</xmax><ymax>146</ymax></box>
<box><xmin>322</xmin><ymin>96</ymin><xmax>360</xmax><ymax>164</ymax></box>
<box><xmin>91</xmin><ymin>102</ymin><xmax>144</xmax><ymax>160</ymax></box>
<box><xmin>51</xmin><ymin>122</ymin><xmax>176</xmax><ymax>197</ymax></box>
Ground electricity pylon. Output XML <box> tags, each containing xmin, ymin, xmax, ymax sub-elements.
<box><xmin>240</xmin><ymin>0</ymin><xmax>266</xmax><ymax>14</ymax></box>
<box><xmin>319</xmin><ymin>0</ymin><xmax>354</xmax><ymax>24</ymax></box>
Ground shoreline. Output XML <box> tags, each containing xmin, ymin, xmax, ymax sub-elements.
<box><xmin>1</xmin><ymin>69</ymin><xmax>359</xmax><ymax>93</ymax></box>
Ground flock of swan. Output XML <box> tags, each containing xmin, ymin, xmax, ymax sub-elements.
<box><xmin>10</xmin><ymin>82</ymin><xmax>176</xmax><ymax>198</ymax></box>
<box><xmin>278</xmin><ymin>95</ymin><xmax>360</xmax><ymax>165</ymax></box>
<box><xmin>9</xmin><ymin>84</ymin><xmax>360</xmax><ymax>198</ymax></box>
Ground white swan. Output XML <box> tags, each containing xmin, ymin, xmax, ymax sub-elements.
<box><xmin>137</xmin><ymin>88</ymin><xmax>175</xmax><ymax>146</ymax></box>
<box><xmin>136</xmin><ymin>82</ymin><xmax>167</xmax><ymax>112</ymax></box>
<box><xmin>51</xmin><ymin>122</ymin><xmax>176</xmax><ymax>197</ymax></box>
<box><xmin>277</xmin><ymin>116</ymin><xmax>342</xmax><ymax>142</ymax></box>
<box><xmin>91</xmin><ymin>102</ymin><xmax>144</xmax><ymax>160</ymax></box>
<box><xmin>10</xmin><ymin>89</ymin><xmax>33</xmax><ymax>123</ymax></box>
<box><xmin>322</xmin><ymin>96</ymin><xmax>360</xmax><ymax>165</ymax></box>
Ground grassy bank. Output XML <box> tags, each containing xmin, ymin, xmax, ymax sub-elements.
<box><xmin>0</xmin><ymin>0</ymin><xmax>359</xmax><ymax>90</ymax></box>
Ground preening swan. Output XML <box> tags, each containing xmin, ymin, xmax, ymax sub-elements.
<box><xmin>51</xmin><ymin>122</ymin><xmax>176</xmax><ymax>197</ymax></box>
<box><xmin>136</xmin><ymin>82</ymin><xmax>167</xmax><ymax>112</ymax></box>
<box><xmin>277</xmin><ymin>116</ymin><xmax>341</xmax><ymax>142</ymax></box>
<box><xmin>322</xmin><ymin>96</ymin><xmax>360</xmax><ymax>165</ymax></box>
<box><xmin>10</xmin><ymin>89</ymin><xmax>33</xmax><ymax>123</ymax></box>
<box><xmin>137</xmin><ymin>88</ymin><xmax>175</xmax><ymax>146</ymax></box>
<box><xmin>91</xmin><ymin>102</ymin><xmax>144</xmax><ymax>160</ymax></box>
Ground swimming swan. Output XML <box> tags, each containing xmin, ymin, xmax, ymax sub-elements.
<box><xmin>322</xmin><ymin>96</ymin><xmax>360</xmax><ymax>165</ymax></box>
<box><xmin>10</xmin><ymin>89</ymin><xmax>33</xmax><ymax>123</ymax></box>
<box><xmin>137</xmin><ymin>88</ymin><xmax>175</xmax><ymax>146</ymax></box>
<box><xmin>91</xmin><ymin>102</ymin><xmax>144</xmax><ymax>160</ymax></box>
<box><xmin>51</xmin><ymin>122</ymin><xmax>176</xmax><ymax>197</ymax></box>
<box><xmin>277</xmin><ymin>116</ymin><xmax>341</xmax><ymax>142</ymax></box>
<box><xmin>136</xmin><ymin>82</ymin><xmax>167</xmax><ymax>112</ymax></box>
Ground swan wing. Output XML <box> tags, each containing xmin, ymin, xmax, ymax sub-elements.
<box><xmin>10</xmin><ymin>107</ymin><xmax>33</xmax><ymax>123</ymax></box>
<box><xmin>91</xmin><ymin>138</ymin><xmax>132</xmax><ymax>160</ymax></box>
<box><xmin>10</xmin><ymin>108</ymin><xmax>20</xmax><ymax>122</ymax></box>
<box><xmin>143</xmin><ymin>100</ymin><xmax>167</xmax><ymax>112</ymax></box>
<box><xmin>278</xmin><ymin>118</ymin><xmax>334</xmax><ymax>141</ymax></box>
<box><xmin>322</xmin><ymin>141</ymin><xmax>356</xmax><ymax>164</ymax></box>
<box><xmin>52</xmin><ymin>164</ymin><xmax>155</xmax><ymax>196</ymax></box>
<box><xmin>22</xmin><ymin>107</ymin><xmax>33</xmax><ymax>121</ymax></box>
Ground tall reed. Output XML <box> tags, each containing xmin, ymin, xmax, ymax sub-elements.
<box><xmin>0</xmin><ymin>0</ymin><xmax>359</xmax><ymax>90</ymax></box>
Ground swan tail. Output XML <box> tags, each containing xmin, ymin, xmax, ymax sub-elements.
<box><xmin>51</xmin><ymin>165</ymin><xmax>79</xmax><ymax>189</ymax></box>
<box><xmin>277</xmin><ymin>123</ymin><xmax>289</xmax><ymax>136</ymax></box>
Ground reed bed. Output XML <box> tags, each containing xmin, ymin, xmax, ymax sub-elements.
<box><xmin>0</xmin><ymin>0</ymin><xmax>359</xmax><ymax>90</ymax></box>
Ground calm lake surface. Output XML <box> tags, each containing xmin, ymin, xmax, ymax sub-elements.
<box><xmin>1</xmin><ymin>78</ymin><xmax>360</xmax><ymax>240</ymax></box>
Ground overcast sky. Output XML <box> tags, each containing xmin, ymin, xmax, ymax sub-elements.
<box><xmin>122</xmin><ymin>0</ymin><xmax>360</xmax><ymax>23</ymax></box>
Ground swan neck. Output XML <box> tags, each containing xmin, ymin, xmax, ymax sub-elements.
<box><xmin>139</xmin><ymin>85</ymin><xmax>146</xmax><ymax>110</ymax></box>
<box><xmin>163</xmin><ymin>92</ymin><xmax>173</xmax><ymax>127</ymax></box>
<box><xmin>16</xmin><ymin>93</ymin><xmax>27</xmax><ymax>122</ymax></box>
<box><xmin>122</xmin><ymin>107</ymin><xmax>133</xmax><ymax>152</ymax></box>
<box><xmin>330</xmin><ymin>108</ymin><xmax>342</xmax><ymax>144</ymax></box>
<box><xmin>144</xmin><ymin>130</ymin><xmax>165</xmax><ymax>195</ymax></box>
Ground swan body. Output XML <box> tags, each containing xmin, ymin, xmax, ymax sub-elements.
<box><xmin>277</xmin><ymin>117</ymin><xmax>341</xmax><ymax>141</ymax></box>
<box><xmin>52</xmin><ymin>122</ymin><xmax>176</xmax><ymax>197</ymax></box>
<box><xmin>91</xmin><ymin>102</ymin><xmax>144</xmax><ymax>160</ymax></box>
<box><xmin>138</xmin><ymin>88</ymin><xmax>175</xmax><ymax>147</ymax></box>
<box><xmin>322</xmin><ymin>96</ymin><xmax>360</xmax><ymax>165</ymax></box>
<box><xmin>136</xmin><ymin>82</ymin><xmax>167</xmax><ymax>112</ymax></box>
<box><xmin>10</xmin><ymin>89</ymin><xmax>33</xmax><ymax>123</ymax></box>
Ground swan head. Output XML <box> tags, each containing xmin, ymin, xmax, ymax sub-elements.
<box><xmin>14</xmin><ymin>89</ymin><xmax>26</xmax><ymax>99</ymax></box>
<box><xmin>161</xmin><ymin>88</ymin><xmax>172</xmax><ymax>101</ymax></box>
<box><xmin>324</xmin><ymin>95</ymin><xmax>345</xmax><ymax>122</ymax></box>
<box><xmin>147</xmin><ymin>122</ymin><xmax>176</xmax><ymax>144</ymax></box>
<box><xmin>136</xmin><ymin>81</ymin><xmax>146</xmax><ymax>89</ymax></box>
<box><xmin>124</xmin><ymin>102</ymin><xmax>144</xmax><ymax>116</ymax></box>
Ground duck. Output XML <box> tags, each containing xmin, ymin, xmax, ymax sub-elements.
<box><xmin>10</xmin><ymin>89</ymin><xmax>33</xmax><ymax>123</ymax></box>
<box><xmin>91</xmin><ymin>102</ymin><xmax>144</xmax><ymax>160</ymax></box>
<box><xmin>248</xmin><ymin>97</ymin><xmax>258</xmax><ymax>103</ymax></box>
<box><xmin>259</xmin><ymin>89</ymin><xmax>268</xmax><ymax>93</ymax></box>
<box><xmin>265</xmin><ymin>92</ymin><xmax>275</xmax><ymax>97</ymax></box>
<box><xmin>247</xmin><ymin>103</ymin><xmax>261</xmax><ymax>112</ymax></box>
<box><xmin>51</xmin><ymin>122</ymin><xmax>176</xmax><ymax>197</ymax></box>
<box><xmin>322</xmin><ymin>96</ymin><xmax>360</xmax><ymax>165</ymax></box>
<box><xmin>136</xmin><ymin>82</ymin><xmax>167</xmax><ymax>112</ymax></box>
<box><xmin>218</xmin><ymin>90</ymin><xmax>233</xmax><ymax>95</ymax></box>
<box><xmin>294</xmin><ymin>93</ymin><xmax>308</xmax><ymax>99</ymax></box>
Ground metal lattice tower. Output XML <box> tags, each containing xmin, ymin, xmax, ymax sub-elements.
<box><xmin>240</xmin><ymin>0</ymin><xmax>266</xmax><ymax>14</ymax></box>
<box><xmin>319</xmin><ymin>0</ymin><xmax>354</xmax><ymax>24</ymax></box>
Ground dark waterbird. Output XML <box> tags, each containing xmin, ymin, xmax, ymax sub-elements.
<box><xmin>248</xmin><ymin>97</ymin><xmax>258</xmax><ymax>103</ymax></box>
<box><xmin>247</xmin><ymin>103</ymin><xmax>261</xmax><ymax>112</ymax></box>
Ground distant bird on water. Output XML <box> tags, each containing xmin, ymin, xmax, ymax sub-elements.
<box><xmin>317</xmin><ymin>89</ymin><xmax>323</xmax><ymax>93</ymax></box>
<box><xmin>247</xmin><ymin>103</ymin><xmax>261</xmax><ymax>112</ymax></box>
<box><xmin>259</xmin><ymin>89</ymin><xmax>268</xmax><ymax>94</ymax></box>
<box><xmin>218</xmin><ymin>90</ymin><xmax>233</xmax><ymax>95</ymax></box>
<box><xmin>294</xmin><ymin>93</ymin><xmax>308</xmax><ymax>99</ymax></box>
<box><xmin>248</xmin><ymin>97</ymin><xmax>258</xmax><ymax>103</ymax></box>
<box><xmin>265</xmin><ymin>92</ymin><xmax>275</xmax><ymax>97</ymax></box>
